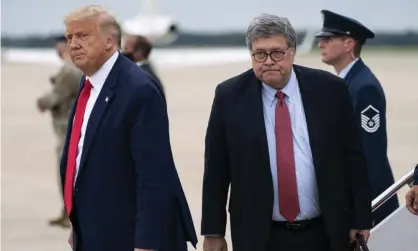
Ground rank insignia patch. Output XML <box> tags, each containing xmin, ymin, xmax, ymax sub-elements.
<box><xmin>361</xmin><ymin>105</ymin><xmax>380</xmax><ymax>133</ymax></box>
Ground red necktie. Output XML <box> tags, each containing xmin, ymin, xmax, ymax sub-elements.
<box><xmin>275</xmin><ymin>91</ymin><xmax>300</xmax><ymax>222</ymax></box>
<box><xmin>64</xmin><ymin>79</ymin><xmax>93</xmax><ymax>216</ymax></box>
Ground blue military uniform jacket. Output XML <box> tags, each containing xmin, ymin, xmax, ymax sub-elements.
<box><xmin>343</xmin><ymin>58</ymin><xmax>399</xmax><ymax>225</ymax></box>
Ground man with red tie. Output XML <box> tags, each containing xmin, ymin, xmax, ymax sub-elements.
<box><xmin>201</xmin><ymin>14</ymin><xmax>372</xmax><ymax>251</ymax></box>
<box><xmin>60</xmin><ymin>5</ymin><xmax>197</xmax><ymax>251</ymax></box>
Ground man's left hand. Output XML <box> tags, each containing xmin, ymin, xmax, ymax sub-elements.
<box><xmin>349</xmin><ymin>229</ymin><xmax>370</xmax><ymax>243</ymax></box>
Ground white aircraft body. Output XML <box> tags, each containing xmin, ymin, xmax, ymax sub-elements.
<box><xmin>121</xmin><ymin>0</ymin><xmax>179</xmax><ymax>46</ymax></box>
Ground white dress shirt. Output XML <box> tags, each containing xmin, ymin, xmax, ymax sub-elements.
<box><xmin>338</xmin><ymin>58</ymin><xmax>359</xmax><ymax>79</ymax></box>
<box><xmin>261</xmin><ymin>69</ymin><xmax>321</xmax><ymax>221</ymax></box>
<box><xmin>73</xmin><ymin>51</ymin><xmax>119</xmax><ymax>184</ymax></box>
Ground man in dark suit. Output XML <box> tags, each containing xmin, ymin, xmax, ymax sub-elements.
<box><xmin>406</xmin><ymin>165</ymin><xmax>418</xmax><ymax>215</ymax></box>
<box><xmin>316</xmin><ymin>10</ymin><xmax>399</xmax><ymax>226</ymax></box>
<box><xmin>123</xmin><ymin>35</ymin><xmax>165</xmax><ymax>95</ymax></box>
<box><xmin>61</xmin><ymin>5</ymin><xmax>197</xmax><ymax>251</ymax></box>
<box><xmin>201</xmin><ymin>13</ymin><xmax>372</xmax><ymax>251</ymax></box>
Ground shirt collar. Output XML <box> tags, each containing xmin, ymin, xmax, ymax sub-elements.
<box><xmin>262</xmin><ymin>68</ymin><xmax>298</xmax><ymax>106</ymax></box>
<box><xmin>338</xmin><ymin>58</ymin><xmax>359</xmax><ymax>79</ymax></box>
<box><xmin>136</xmin><ymin>60</ymin><xmax>148</xmax><ymax>67</ymax></box>
<box><xmin>86</xmin><ymin>51</ymin><xmax>119</xmax><ymax>89</ymax></box>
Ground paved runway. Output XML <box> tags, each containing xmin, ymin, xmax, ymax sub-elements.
<box><xmin>2</xmin><ymin>49</ymin><xmax>417</xmax><ymax>250</ymax></box>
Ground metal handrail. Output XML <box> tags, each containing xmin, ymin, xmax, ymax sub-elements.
<box><xmin>372</xmin><ymin>164</ymin><xmax>417</xmax><ymax>212</ymax></box>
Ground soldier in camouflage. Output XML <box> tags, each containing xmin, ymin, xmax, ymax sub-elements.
<box><xmin>37</xmin><ymin>36</ymin><xmax>83</xmax><ymax>228</ymax></box>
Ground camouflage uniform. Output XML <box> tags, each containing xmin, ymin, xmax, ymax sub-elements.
<box><xmin>37</xmin><ymin>60</ymin><xmax>82</xmax><ymax>227</ymax></box>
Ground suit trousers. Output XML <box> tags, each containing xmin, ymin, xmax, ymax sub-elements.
<box><xmin>265</xmin><ymin>217</ymin><xmax>332</xmax><ymax>251</ymax></box>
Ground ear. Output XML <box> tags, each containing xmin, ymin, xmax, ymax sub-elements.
<box><xmin>344</xmin><ymin>38</ymin><xmax>355</xmax><ymax>52</ymax></box>
<box><xmin>105</xmin><ymin>36</ymin><xmax>113</xmax><ymax>50</ymax></box>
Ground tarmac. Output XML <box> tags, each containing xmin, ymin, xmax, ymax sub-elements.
<box><xmin>1</xmin><ymin>49</ymin><xmax>417</xmax><ymax>250</ymax></box>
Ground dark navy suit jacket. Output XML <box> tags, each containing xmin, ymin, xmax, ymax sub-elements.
<box><xmin>60</xmin><ymin>53</ymin><xmax>197</xmax><ymax>251</ymax></box>
<box><xmin>344</xmin><ymin>58</ymin><xmax>399</xmax><ymax>225</ymax></box>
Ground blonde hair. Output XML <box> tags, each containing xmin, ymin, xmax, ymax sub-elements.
<box><xmin>64</xmin><ymin>5</ymin><xmax>121</xmax><ymax>47</ymax></box>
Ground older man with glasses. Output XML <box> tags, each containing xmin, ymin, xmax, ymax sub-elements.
<box><xmin>200</xmin><ymin>13</ymin><xmax>372</xmax><ymax>251</ymax></box>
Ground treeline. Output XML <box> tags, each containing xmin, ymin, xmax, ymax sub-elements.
<box><xmin>2</xmin><ymin>31</ymin><xmax>418</xmax><ymax>48</ymax></box>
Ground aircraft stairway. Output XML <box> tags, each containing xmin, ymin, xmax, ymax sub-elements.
<box><xmin>368</xmin><ymin>164</ymin><xmax>418</xmax><ymax>250</ymax></box>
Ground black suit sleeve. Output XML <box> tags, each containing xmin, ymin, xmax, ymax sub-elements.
<box><xmin>340</xmin><ymin>82</ymin><xmax>373</xmax><ymax>229</ymax></box>
<box><xmin>201</xmin><ymin>84</ymin><xmax>231</xmax><ymax>236</ymax></box>
<box><xmin>414</xmin><ymin>165</ymin><xmax>418</xmax><ymax>185</ymax></box>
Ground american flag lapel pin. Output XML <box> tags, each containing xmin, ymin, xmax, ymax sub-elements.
<box><xmin>105</xmin><ymin>96</ymin><xmax>109</xmax><ymax>102</ymax></box>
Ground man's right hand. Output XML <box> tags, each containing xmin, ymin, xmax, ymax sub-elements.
<box><xmin>68</xmin><ymin>227</ymin><xmax>74</xmax><ymax>250</ymax></box>
<box><xmin>36</xmin><ymin>99</ymin><xmax>46</xmax><ymax>112</ymax></box>
<box><xmin>203</xmin><ymin>236</ymin><xmax>227</xmax><ymax>251</ymax></box>
<box><xmin>406</xmin><ymin>185</ymin><xmax>418</xmax><ymax>215</ymax></box>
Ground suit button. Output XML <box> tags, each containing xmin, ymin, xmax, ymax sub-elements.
<box><xmin>75</xmin><ymin>188</ymin><xmax>79</xmax><ymax>192</ymax></box>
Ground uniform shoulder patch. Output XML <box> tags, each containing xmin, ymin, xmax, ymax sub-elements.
<box><xmin>361</xmin><ymin>105</ymin><xmax>380</xmax><ymax>133</ymax></box>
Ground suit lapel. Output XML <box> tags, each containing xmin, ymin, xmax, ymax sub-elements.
<box><xmin>235</xmin><ymin>71</ymin><xmax>271</xmax><ymax>177</ymax></box>
<box><xmin>293</xmin><ymin>65</ymin><xmax>324</xmax><ymax>174</ymax></box>
<box><xmin>344</xmin><ymin>58</ymin><xmax>365</xmax><ymax>85</ymax></box>
<box><xmin>77</xmin><ymin>55</ymin><xmax>124</xmax><ymax>177</ymax></box>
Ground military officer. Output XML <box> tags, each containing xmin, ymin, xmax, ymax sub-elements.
<box><xmin>37</xmin><ymin>36</ymin><xmax>83</xmax><ymax>228</ymax></box>
<box><xmin>316</xmin><ymin>10</ymin><xmax>399</xmax><ymax>226</ymax></box>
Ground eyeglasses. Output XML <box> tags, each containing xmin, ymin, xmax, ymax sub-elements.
<box><xmin>251</xmin><ymin>48</ymin><xmax>289</xmax><ymax>63</ymax></box>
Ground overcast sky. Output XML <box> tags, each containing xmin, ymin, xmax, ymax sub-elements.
<box><xmin>2</xmin><ymin>0</ymin><xmax>418</xmax><ymax>36</ymax></box>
